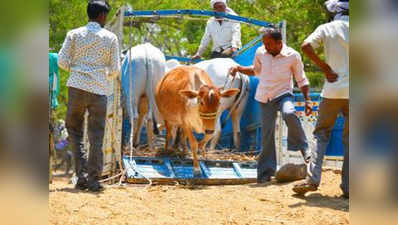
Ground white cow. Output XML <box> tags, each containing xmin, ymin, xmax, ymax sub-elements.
<box><xmin>121</xmin><ymin>43</ymin><xmax>166</xmax><ymax>150</ymax></box>
<box><xmin>164</xmin><ymin>58</ymin><xmax>250</xmax><ymax>150</ymax></box>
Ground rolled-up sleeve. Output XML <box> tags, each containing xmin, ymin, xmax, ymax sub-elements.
<box><xmin>108</xmin><ymin>37</ymin><xmax>121</xmax><ymax>79</ymax></box>
<box><xmin>231</xmin><ymin>21</ymin><xmax>242</xmax><ymax>49</ymax></box>
<box><xmin>292</xmin><ymin>53</ymin><xmax>309</xmax><ymax>88</ymax></box>
<box><xmin>58</xmin><ymin>32</ymin><xmax>73</xmax><ymax>72</ymax></box>
<box><xmin>304</xmin><ymin>24</ymin><xmax>325</xmax><ymax>49</ymax></box>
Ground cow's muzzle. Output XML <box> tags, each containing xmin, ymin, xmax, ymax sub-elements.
<box><xmin>205</xmin><ymin>129</ymin><xmax>214</xmax><ymax>135</ymax></box>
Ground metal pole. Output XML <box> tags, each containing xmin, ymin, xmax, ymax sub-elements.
<box><xmin>128</xmin><ymin>16</ymin><xmax>134</xmax><ymax>161</ymax></box>
<box><xmin>281</xmin><ymin>20</ymin><xmax>287</xmax><ymax>44</ymax></box>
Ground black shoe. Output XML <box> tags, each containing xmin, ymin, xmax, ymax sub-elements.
<box><xmin>74</xmin><ymin>178</ymin><xmax>88</xmax><ymax>190</ymax></box>
<box><xmin>257</xmin><ymin>176</ymin><xmax>271</xmax><ymax>184</ymax></box>
<box><xmin>88</xmin><ymin>181</ymin><xmax>104</xmax><ymax>192</ymax></box>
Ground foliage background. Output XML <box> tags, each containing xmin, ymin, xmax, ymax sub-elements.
<box><xmin>49</xmin><ymin>0</ymin><xmax>328</xmax><ymax>120</ymax></box>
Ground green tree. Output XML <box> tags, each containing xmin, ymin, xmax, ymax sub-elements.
<box><xmin>50</xmin><ymin>0</ymin><xmax>328</xmax><ymax>120</ymax></box>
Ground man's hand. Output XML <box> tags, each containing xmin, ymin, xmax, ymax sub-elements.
<box><xmin>229</xmin><ymin>66</ymin><xmax>239</xmax><ymax>77</ymax></box>
<box><xmin>301</xmin><ymin>42</ymin><xmax>339</xmax><ymax>83</ymax></box>
<box><xmin>304</xmin><ymin>100</ymin><xmax>313</xmax><ymax>116</ymax></box>
<box><xmin>324</xmin><ymin>66</ymin><xmax>338</xmax><ymax>83</ymax></box>
<box><xmin>192</xmin><ymin>54</ymin><xmax>201</xmax><ymax>60</ymax></box>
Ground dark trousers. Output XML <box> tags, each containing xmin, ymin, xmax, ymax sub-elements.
<box><xmin>66</xmin><ymin>87</ymin><xmax>107</xmax><ymax>184</ymax></box>
<box><xmin>257</xmin><ymin>94</ymin><xmax>309</xmax><ymax>180</ymax></box>
<box><xmin>210</xmin><ymin>51</ymin><xmax>233</xmax><ymax>59</ymax></box>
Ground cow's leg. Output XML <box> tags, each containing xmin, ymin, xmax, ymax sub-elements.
<box><xmin>181</xmin><ymin>129</ymin><xmax>188</xmax><ymax>156</ymax></box>
<box><xmin>231</xmin><ymin>111</ymin><xmax>242</xmax><ymax>150</ymax></box>
<box><xmin>146</xmin><ymin>117</ymin><xmax>154</xmax><ymax>151</ymax></box>
<box><xmin>133</xmin><ymin>96</ymin><xmax>148</xmax><ymax>148</ymax></box>
<box><xmin>172</xmin><ymin>127</ymin><xmax>182</xmax><ymax>150</ymax></box>
<box><xmin>199</xmin><ymin>134</ymin><xmax>214</xmax><ymax>159</ymax></box>
<box><xmin>164</xmin><ymin>121</ymin><xmax>172</xmax><ymax>152</ymax></box>
<box><xmin>209</xmin><ymin>118</ymin><xmax>222</xmax><ymax>151</ymax></box>
<box><xmin>183</xmin><ymin>125</ymin><xmax>201</xmax><ymax>178</ymax></box>
<box><xmin>145</xmin><ymin>98</ymin><xmax>155</xmax><ymax>151</ymax></box>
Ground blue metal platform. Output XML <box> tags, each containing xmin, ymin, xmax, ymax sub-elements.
<box><xmin>123</xmin><ymin>156</ymin><xmax>258</xmax><ymax>184</ymax></box>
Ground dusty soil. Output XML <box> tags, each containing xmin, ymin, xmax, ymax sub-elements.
<box><xmin>49</xmin><ymin>169</ymin><xmax>349</xmax><ymax>225</ymax></box>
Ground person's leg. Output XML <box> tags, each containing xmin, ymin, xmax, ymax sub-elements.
<box><xmin>340</xmin><ymin>99</ymin><xmax>349</xmax><ymax>197</ymax></box>
<box><xmin>279</xmin><ymin>94</ymin><xmax>310</xmax><ymax>161</ymax></box>
<box><xmin>65</xmin><ymin>87</ymin><xmax>88</xmax><ymax>189</ymax></box>
<box><xmin>86</xmin><ymin>93</ymin><xmax>107</xmax><ymax>191</ymax></box>
<box><xmin>257</xmin><ymin>101</ymin><xmax>278</xmax><ymax>182</ymax></box>
<box><xmin>210</xmin><ymin>51</ymin><xmax>224</xmax><ymax>59</ymax></box>
<box><xmin>65</xmin><ymin>150</ymin><xmax>73</xmax><ymax>176</ymax></box>
<box><xmin>293</xmin><ymin>98</ymin><xmax>342</xmax><ymax>194</ymax></box>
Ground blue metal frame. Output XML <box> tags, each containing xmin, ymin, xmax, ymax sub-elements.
<box><xmin>124</xmin><ymin>9</ymin><xmax>279</xmax><ymax>63</ymax></box>
<box><xmin>165</xmin><ymin>55</ymin><xmax>202</xmax><ymax>63</ymax></box>
<box><xmin>124</xmin><ymin>9</ymin><xmax>274</xmax><ymax>27</ymax></box>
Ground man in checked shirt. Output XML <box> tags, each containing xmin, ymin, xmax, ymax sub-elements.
<box><xmin>229</xmin><ymin>28</ymin><xmax>312</xmax><ymax>184</ymax></box>
<box><xmin>58</xmin><ymin>0</ymin><xmax>120</xmax><ymax>192</ymax></box>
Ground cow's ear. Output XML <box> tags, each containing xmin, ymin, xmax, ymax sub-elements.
<box><xmin>220</xmin><ymin>88</ymin><xmax>240</xmax><ymax>98</ymax></box>
<box><xmin>179</xmin><ymin>90</ymin><xmax>198</xmax><ymax>99</ymax></box>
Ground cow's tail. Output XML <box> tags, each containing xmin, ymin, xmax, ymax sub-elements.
<box><xmin>144</xmin><ymin>43</ymin><xmax>163</xmax><ymax>125</ymax></box>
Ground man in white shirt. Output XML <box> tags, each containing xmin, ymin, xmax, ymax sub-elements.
<box><xmin>192</xmin><ymin>0</ymin><xmax>242</xmax><ymax>59</ymax></box>
<box><xmin>58</xmin><ymin>0</ymin><xmax>120</xmax><ymax>192</ymax></box>
<box><xmin>229</xmin><ymin>28</ymin><xmax>312</xmax><ymax>183</ymax></box>
<box><xmin>293</xmin><ymin>0</ymin><xmax>349</xmax><ymax>198</ymax></box>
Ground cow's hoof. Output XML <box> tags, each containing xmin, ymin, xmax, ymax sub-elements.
<box><xmin>193</xmin><ymin>170</ymin><xmax>202</xmax><ymax>178</ymax></box>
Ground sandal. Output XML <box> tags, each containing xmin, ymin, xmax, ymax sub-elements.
<box><xmin>293</xmin><ymin>181</ymin><xmax>318</xmax><ymax>195</ymax></box>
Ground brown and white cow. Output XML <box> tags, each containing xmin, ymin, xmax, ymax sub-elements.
<box><xmin>155</xmin><ymin>66</ymin><xmax>239</xmax><ymax>177</ymax></box>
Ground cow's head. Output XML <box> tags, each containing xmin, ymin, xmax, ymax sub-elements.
<box><xmin>180</xmin><ymin>85</ymin><xmax>240</xmax><ymax>134</ymax></box>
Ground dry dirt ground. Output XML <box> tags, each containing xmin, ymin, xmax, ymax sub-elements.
<box><xmin>49</xmin><ymin>169</ymin><xmax>348</xmax><ymax>225</ymax></box>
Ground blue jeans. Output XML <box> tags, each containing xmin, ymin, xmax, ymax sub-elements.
<box><xmin>257</xmin><ymin>94</ymin><xmax>309</xmax><ymax>180</ymax></box>
<box><xmin>66</xmin><ymin>87</ymin><xmax>107</xmax><ymax>184</ymax></box>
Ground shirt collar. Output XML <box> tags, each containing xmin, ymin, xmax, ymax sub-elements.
<box><xmin>87</xmin><ymin>22</ymin><xmax>102</xmax><ymax>30</ymax></box>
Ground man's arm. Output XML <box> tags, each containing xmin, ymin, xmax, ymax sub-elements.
<box><xmin>302</xmin><ymin>25</ymin><xmax>338</xmax><ymax>83</ymax></box>
<box><xmin>292</xmin><ymin>53</ymin><xmax>312</xmax><ymax>116</ymax></box>
<box><xmin>301</xmin><ymin>42</ymin><xmax>337</xmax><ymax>83</ymax></box>
<box><xmin>108</xmin><ymin>37</ymin><xmax>121</xmax><ymax>80</ymax></box>
<box><xmin>230</xmin><ymin>65</ymin><xmax>255</xmax><ymax>76</ymax></box>
<box><xmin>229</xmin><ymin>54</ymin><xmax>260</xmax><ymax>77</ymax></box>
<box><xmin>192</xmin><ymin>23</ymin><xmax>211</xmax><ymax>59</ymax></box>
<box><xmin>58</xmin><ymin>32</ymin><xmax>74</xmax><ymax>72</ymax></box>
<box><xmin>230</xmin><ymin>21</ymin><xmax>241</xmax><ymax>53</ymax></box>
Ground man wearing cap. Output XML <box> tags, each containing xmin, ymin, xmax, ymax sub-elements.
<box><xmin>229</xmin><ymin>28</ymin><xmax>312</xmax><ymax>184</ymax></box>
<box><xmin>192</xmin><ymin>0</ymin><xmax>242</xmax><ymax>59</ymax></box>
<box><xmin>293</xmin><ymin>0</ymin><xmax>349</xmax><ymax>198</ymax></box>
